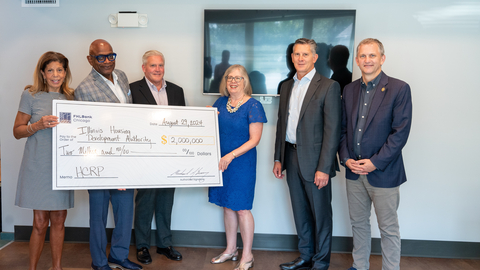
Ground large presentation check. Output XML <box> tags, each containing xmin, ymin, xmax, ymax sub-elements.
<box><xmin>52</xmin><ymin>100</ymin><xmax>222</xmax><ymax>190</ymax></box>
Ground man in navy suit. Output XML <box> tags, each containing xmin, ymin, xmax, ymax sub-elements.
<box><xmin>339</xmin><ymin>38</ymin><xmax>412</xmax><ymax>270</ymax></box>
<box><xmin>76</xmin><ymin>39</ymin><xmax>142</xmax><ymax>270</ymax></box>
<box><xmin>130</xmin><ymin>50</ymin><xmax>185</xmax><ymax>265</ymax></box>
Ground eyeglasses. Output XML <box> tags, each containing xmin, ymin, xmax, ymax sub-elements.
<box><xmin>225</xmin><ymin>76</ymin><xmax>244</xmax><ymax>82</ymax></box>
<box><xmin>90</xmin><ymin>53</ymin><xmax>117</xmax><ymax>63</ymax></box>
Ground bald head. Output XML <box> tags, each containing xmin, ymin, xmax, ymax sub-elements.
<box><xmin>87</xmin><ymin>39</ymin><xmax>115</xmax><ymax>80</ymax></box>
<box><xmin>89</xmin><ymin>39</ymin><xmax>112</xmax><ymax>55</ymax></box>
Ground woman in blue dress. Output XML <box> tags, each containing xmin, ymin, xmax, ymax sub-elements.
<box><xmin>209</xmin><ymin>65</ymin><xmax>267</xmax><ymax>270</ymax></box>
<box><xmin>13</xmin><ymin>51</ymin><xmax>74</xmax><ymax>270</ymax></box>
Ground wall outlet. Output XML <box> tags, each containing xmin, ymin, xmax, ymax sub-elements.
<box><xmin>259</xmin><ymin>96</ymin><xmax>273</xmax><ymax>104</ymax></box>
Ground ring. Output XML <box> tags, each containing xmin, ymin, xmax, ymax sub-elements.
<box><xmin>48</xmin><ymin>122</ymin><xmax>50</xmax><ymax>126</ymax></box>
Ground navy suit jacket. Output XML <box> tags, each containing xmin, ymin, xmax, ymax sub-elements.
<box><xmin>339</xmin><ymin>71</ymin><xmax>412</xmax><ymax>188</ymax></box>
<box><xmin>130</xmin><ymin>77</ymin><xmax>185</xmax><ymax>106</ymax></box>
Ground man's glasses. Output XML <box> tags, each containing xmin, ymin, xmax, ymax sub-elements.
<box><xmin>90</xmin><ymin>53</ymin><xmax>117</xmax><ymax>63</ymax></box>
<box><xmin>225</xmin><ymin>76</ymin><xmax>244</xmax><ymax>83</ymax></box>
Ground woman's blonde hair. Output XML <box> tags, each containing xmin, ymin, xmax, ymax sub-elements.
<box><xmin>219</xmin><ymin>64</ymin><xmax>252</xmax><ymax>97</ymax></box>
<box><xmin>25</xmin><ymin>51</ymin><xmax>74</xmax><ymax>100</ymax></box>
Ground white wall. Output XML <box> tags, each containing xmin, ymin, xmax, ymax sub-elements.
<box><xmin>1</xmin><ymin>0</ymin><xmax>479</xmax><ymax>243</ymax></box>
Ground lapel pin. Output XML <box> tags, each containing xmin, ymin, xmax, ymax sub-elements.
<box><xmin>381</xmin><ymin>87</ymin><xmax>385</xmax><ymax>92</ymax></box>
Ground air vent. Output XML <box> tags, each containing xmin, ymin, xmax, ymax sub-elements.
<box><xmin>22</xmin><ymin>0</ymin><xmax>59</xmax><ymax>7</ymax></box>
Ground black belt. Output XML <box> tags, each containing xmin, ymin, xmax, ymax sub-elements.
<box><xmin>286</xmin><ymin>142</ymin><xmax>297</xmax><ymax>149</ymax></box>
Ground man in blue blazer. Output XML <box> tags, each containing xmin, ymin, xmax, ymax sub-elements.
<box><xmin>339</xmin><ymin>38</ymin><xmax>412</xmax><ymax>270</ymax></box>
<box><xmin>75</xmin><ymin>39</ymin><xmax>142</xmax><ymax>270</ymax></box>
<box><xmin>130</xmin><ymin>50</ymin><xmax>185</xmax><ymax>265</ymax></box>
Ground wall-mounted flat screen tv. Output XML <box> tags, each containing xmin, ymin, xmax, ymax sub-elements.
<box><xmin>203</xmin><ymin>9</ymin><xmax>356</xmax><ymax>96</ymax></box>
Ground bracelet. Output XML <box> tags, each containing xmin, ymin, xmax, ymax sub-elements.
<box><xmin>27</xmin><ymin>123</ymin><xmax>37</xmax><ymax>134</ymax></box>
<box><xmin>232</xmin><ymin>152</ymin><xmax>237</xmax><ymax>158</ymax></box>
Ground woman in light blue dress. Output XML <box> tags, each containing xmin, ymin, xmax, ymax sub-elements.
<box><xmin>13</xmin><ymin>51</ymin><xmax>74</xmax><ymax>270</ymax></box>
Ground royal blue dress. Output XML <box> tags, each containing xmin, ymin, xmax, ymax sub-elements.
<box><xmin>209</xmin><ymin>96</ymin><xmax>267</xmax><ymax>211</ymax></box>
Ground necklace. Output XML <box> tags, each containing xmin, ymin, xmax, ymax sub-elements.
<box><xmin>226</xmin><ymin>95</ymin><xmax>245</xmax><ymax>113</ymax></box>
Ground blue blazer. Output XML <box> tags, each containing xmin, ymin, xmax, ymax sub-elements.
<box><xmin>339</xmin><ymin>71</ymin><xmax>412</xmax><ymax>188</ymax></box>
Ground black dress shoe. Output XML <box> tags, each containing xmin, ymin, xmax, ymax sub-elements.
<box><xmin>136</xmin><ymin>247</ymin><xmax>152</xmax><ymax>265</ymax></box>
<box><xmin>157</xmin><ymin>246</ymin><xmax>182</xmax><ymax>261</ymax></box>
<box><xmin>280</xmin><ymin>257</ymin><xmax>312</xmax><ymax>270</ymax></box>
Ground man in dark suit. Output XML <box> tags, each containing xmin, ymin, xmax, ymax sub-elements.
<box><xmin>339</xmin><ymin>38</ymin><xmax>412</xmax><ymax>270</ymax></box>
<box><xmin>131</xmin><ymin>50</ymin><xmax>185</xmax><ymax>265</ymax></box>
<box><xmin>75</xmin><ymin>39</ymin><xmax>142</xmax><ymax>270</ymax></box>
<box><xmin>273</xmin><ymin>38</ymin><xmax>341</xmax><ymax>270</ymax></box>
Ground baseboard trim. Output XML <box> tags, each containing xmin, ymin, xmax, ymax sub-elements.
<box><xmin>13</xmin><ymin>226</ymin><xmax>480</xmax><ymax>259</ymax></box>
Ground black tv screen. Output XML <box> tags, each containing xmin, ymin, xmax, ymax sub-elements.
<box><xmin>203</xmin><ymin>9</ymin><xmax>356</xmax><ymax>96</ymax></box>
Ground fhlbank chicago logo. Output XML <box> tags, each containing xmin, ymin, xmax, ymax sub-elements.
<box><xmin>59</xmin><ymin>112</ymin><xmax>71</xmax><ymax>123</ymax></box>
<box><xmin>71</xmin><ymin>114</ymin><xmax>93</xmax><ymax>123</ymax></box>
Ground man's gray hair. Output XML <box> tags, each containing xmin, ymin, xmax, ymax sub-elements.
<box><xmin>142</xmin><ymin>50</ymin><xmax>165</xmax><ymax>65</ymax></box>
<box><xmin>356</xmin><ymin>38</ymin><xmax>385</xmax><ymax>56</ymax></box>
<box><xmin>294</xmin><ymin>38</ymin><xmax>317</xmax><ymax>55</ymax></box>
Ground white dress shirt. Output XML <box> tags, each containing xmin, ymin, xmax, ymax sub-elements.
<box><xmin>94</xmin><ymin>69</ymin><xmax>127</xmax><ymax>103</ymax></box>
<box><xmin>286</xmin><ymin>68</ymin><xmax>316</xmax><ymax>144</ymax></box>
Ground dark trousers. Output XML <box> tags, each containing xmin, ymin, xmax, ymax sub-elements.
<box><xmin>134</xmin><ymin>188</ymin><xmax>175</xmax><ymax>249</ymax></box>
<box><xmin>285</xmin><ymin>143</ymin><xmax>333</xmax><ymax>270</ymax></box>
<box><xmin>89</xmin><ymin>189</ymin><xmax>134</xmax><ymax>267</ymax></box>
